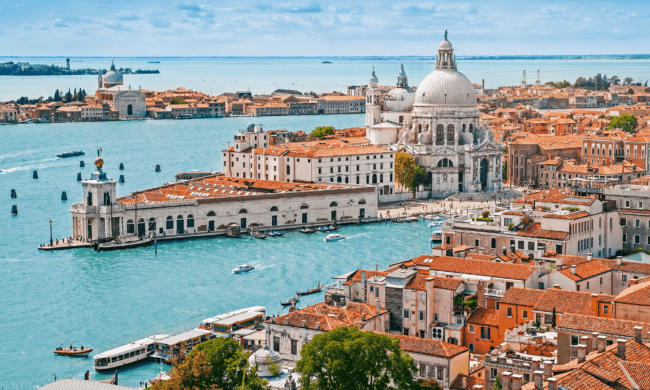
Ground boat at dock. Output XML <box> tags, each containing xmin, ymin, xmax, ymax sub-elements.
<box><xmin>325</xmin><ymin>233</ymin><xmax>345</xmax><ymax>242</ymax></box>
<box><xmin>281</xmin><ymin>296</ymin><xmax>300</xmax><ymax>307</ymax></box>
<box><xmin>199</xmin><ymin>306</ymin><xmax>265</xmax><ymax>334</ymax></box>
<box><xmin>150</xmin><ymin>329</ymin><xmax>212</xmax><ymax>363</ymax></box>
<box><xmin>428</xmin><ymin>221</ymin><xmax>443</xmax><ymax>228</ymax></box>
<box><xmin>299</xmin><ymin>227</ymin><xmax>316</xmax><ymax>234</ymax></box>
<box><xmin>250</xmin><ymin>229</ymin><xmax>267</xmax><ymax>240</ymax></box>
<box><xmin>54</xmin><ymin>345</ymin><xmax>93</xmax><ymax>357</ymax></box>
<box><xmin>94</xmin><ymin>335</ymin><xmax>168</xmax><ymax>371</ymax></box>
<box><xmin>97</xmin><ymin>237</ymin><xmax>152</xmax><ymax>252</ymax></box>
<box><xmin>57</xmin><ymin>150</ymin><xmax>85</xmax><ymax>158</ymax></box>
<box><xmin>297</xmin><ymin>282</ymin><xmax>323</xmax><ymax>296</ymax></box>
<box><xmin>318</xmin><ymin>225</ymin><xmax>339</xmax><ymax>232</ymax></box>
<box><xmin>267</xmin><ymin>230</ymin><xmax>285</xmax><ymax>237</ymax></box>
<box><xmin>233</xmin><ymin>263</ymin><xmax>255</xmax><ymax>274</ymax></box>
<box><xmin>407</xmin><ymin>216</ymin><xmax>419</xmax><ymax>222</ymax></box>
<box><xmin>431</xmin><ymin>231</ymin><xmax>443</xmax><ymax>244</ymax></box>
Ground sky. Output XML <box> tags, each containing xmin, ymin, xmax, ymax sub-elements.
<box><xmin>1</xmin><ymin>0</ymin><xmax>650</xmax><ymax>57</ymax></box>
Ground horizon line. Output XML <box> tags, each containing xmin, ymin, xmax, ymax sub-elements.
<box><xmin>1</xmin><ymin>54</ymin><xmax>649</xmax><ymax>59</ymax></box>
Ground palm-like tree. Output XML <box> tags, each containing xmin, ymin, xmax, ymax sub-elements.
<box><xmin>623</xmin><ymin>77</ymin><xmax>634</xmax><ymax>86</ymax></box>
<box><xmin>610</xmin><ymin>75</ymin><xmax>620</xmax><ymax>85</ymax></box>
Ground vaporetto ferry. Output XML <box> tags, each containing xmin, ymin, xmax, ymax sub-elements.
<box><xmin>93</xmin><ymin>335</ymin><xmax>168</xmax><ymax>371</ymax></box>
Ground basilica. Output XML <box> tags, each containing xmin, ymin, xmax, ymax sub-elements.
<box><xmin>365</xmin><ymin>34</ymin><xmax>503</xmax><ymax>197</ymax></box>
<box><xmin>95</xmin><ymin>61</ymin><xmax>146</xmax><ymax>120</ymax></box>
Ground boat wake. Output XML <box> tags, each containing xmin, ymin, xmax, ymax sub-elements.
<box><xmin>345</xmin><ymin>233</ymin><xmax>369</xmax><ymax>240</ymax></box>
<box><xmin>0</xmin><ymin>158</ymin><xmax>62</xmax><ymax>174</ymax></box>
<box><xmin>255</xmin><ymin>263</ymin><xmax>277</xmax><ymax>270</ymax></box>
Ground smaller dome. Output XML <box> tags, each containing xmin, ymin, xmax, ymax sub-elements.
<box><xmin>248</xmin><ymin>345</ymin><xmax>282</xmax><ymax>377</ymax></box>
<box><xmin>384</xmin><ymin>87</ymin><xmax>415</xmax><ymax>112</ymax></box>
<box><xmin>438</xmin><ymin>39</ymin><xmax>453</xmax><ymax>51</ymax></box>
<box><xmin>398</xmin><ymin>63</ymin><xmax>407</xmax><ymax>77</ymax></box>
<box><xmin>368</xmin><ymin>68</ymin><xmax>378</xmax><ymax>87</ymax></box>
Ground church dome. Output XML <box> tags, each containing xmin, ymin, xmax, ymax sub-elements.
<box><xmin>384</xmin><ymin>87</ymin><xmax>415</xmax><ymax>112</ymax></box>
<box><xmin>368</xmin><ymin>68</ymin><xmax>379</xmax><ymax>88</ymax></box>
<box><xmin>248</xmin><ymin>344</ymin><xmax>282</xmax><ymax>377</ymax></box>
<box><xmin>103</xmin><ymin>70</ymin><xmax>123</xmax><ymax>84</ymax></box>
<box><xmin>438</xmin><ymin>39</ymin><xmax>453</xmax><ymax>51</ymax></box>
<box><xmin>415</xmin><ymin>70</ymin><xmax>477</xmax><ymax>106</ymax></box>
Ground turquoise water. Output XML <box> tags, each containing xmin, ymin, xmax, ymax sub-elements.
<box><xmin>0</xmin><ymin>57</ymin><xmax>648</xmax><ymax>101</ymax></box>
<box><xmin>0</xmin><ymin>115</ymin><xmax>435</xmax><ymax>389</ymax></box>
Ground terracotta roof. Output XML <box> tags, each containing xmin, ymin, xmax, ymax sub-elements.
<box><xmin>270</xmin><ymin>302</ymin><xmax>388</xmax><ymax>331</ymax></box>
<box><xmin>557</xmin><ymin>313</ymin><xmax>650</xmax><ymax>339</ymax></box>
<box><xmin>466</xmin><ymin>308</ymin><xmax>500</xmax><ymax>327</ymax></box>
<box><xmin>389</xmin><ymin>333</ymin><xmax>468</xmax><ymax>357</ymax></box>
<box><xmin>542</xmin><ymin>211</ymin><xmax>590</xmax><ymax>220</ymax></box>
<box><xmin>557</xmin><ymin>260</ymin><xmax>612</xmax><ymax>282</ymax></box>
<box><xmin>405</xmin><ymin>274</ymin><xmax>427</xmax><ymax>291</ymax></box>
<box><xmin>431</xmin><ymin>277</ymin><xmax>464</xmax><ymax>291</ymax></box>
<box><xmin>533</xmin><ymin>289</ymin><xmax>615</xmax><ymax>315</ymax></box>
<box><xmin>517</xmin><ymin>223</ymin><xmax>569</xmax><ymax>240</ymax></box>
<box><xmin>502</xmin><ymin>211</ymin><xmax>526</xmax><ymax>216</ymax></box>
<box><xmin>343</xmin><ymin>269</ymin><xmax>391</xmax><ymax>286</ymax></box>
<box><xmin>410</xmin><ymin>255</ymin><xmax>537</xmax><ymax>280</ymax></box>
<box><xmin>499</xmin><ymin>287</ymin><xmax>545</xmax><ymax>307</ymax></box>
<box><xmin>614</xmin><ymin>281</ymin><xmax>650</xmax><ymax>306</ymax></box>
<box><xmin>450</xmin><ymin>373</ymin><xmax>485</xmax><ymax>390</ymax></box>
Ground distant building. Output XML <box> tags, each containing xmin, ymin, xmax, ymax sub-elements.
<box><xmin>96</xmin><ymin>61</ymin><xmax>145</xmax><ymax>120</ymax></box>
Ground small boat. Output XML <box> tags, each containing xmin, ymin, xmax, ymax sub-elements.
<box><xmin>428</xmin><ymin>221</ymin><xmax>443</xmax><ymax>228</ymax></box>
<box><xmin>281</xmin><ymin>296</ymin><xmax>300</xmax><ymax>307</ymax></box>
<box><xmin>407</xmin><ymin>216</ymin><xmax>419</xmax><ymax>222</ymax></box>
<box><xmin>322</xmin><ymin>61</ymin><xmax>332</xmax><ymax>64</ymax></box>
<box><xmin>299</xmin><ymin>228</ymin><xmax>316</xmax><ymax>234</ymax></box>
<box><xmin>175</xmin><ymin>114</ymin><xmax>192</xmax><ymax>119</ymax></box>
<box><xmin>57</xmin><ymin>150</ymin><xmax>85</xmax><ymax>158</ymax></box>
<box><xmin>250</xmin><ymin>230</ymin><xmax>267</xmax><ymax>240</ymax></box>
<box><xmin>97</xmin><ymin>237</ymin><xmax>152</xmax><ymax>252</ymax></box>
<box><xmin>267</xmin><ymin>230</ymin><xmax>284</xmax><ymax>237</ymax></box>
<box><xmin>297</xmin><ymin>282</ymin><xmax>323</xmax><ymax>296</ymax></box>
<box><xmin>233</xmin><ymin>263</ymin><xmax>255</xmax><ymax>274</ymax></box>
<box><xmin>431</xmin><ymin>232</ymin><xmax>443</xmax><ymax>244</ymax></box>
<box><xmin>54</xmin><ymin>345</ymin><xmax>93</xmax><ymax>357</ymax></box>
<box><xmin>325</xmin><ymin>234</ymin><xmax>345</xmax><ymax>242</ymax></box>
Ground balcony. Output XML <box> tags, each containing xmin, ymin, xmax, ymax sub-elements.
<box><xmin>485</xmin><ymin>288</ymin><xmax>505</xmax><ymax>298</ymax></box>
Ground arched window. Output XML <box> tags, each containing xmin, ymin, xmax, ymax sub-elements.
<box><xmin>207</xmin><ymin>211</ymin><xmax>216</xmax><ymax>217</ymax></box>
<box><xmin>177</xmin><ymin>215</ymin><xmax>184</xmax><ymax>234</ymax></box>
<box><xmin>469</xmin><ymin>123</ymin><xmax>473</xmax><ymax>131</ymax></box>
<box><xmin>270</xmin><ymin>206</ymin><xmax>279</xmax><ymax>212</ymax></box>
<box><xmin>138</xmin><ymin>218</ymin><xmax>145</xmax><ymax>236</ymax></box>
<box><xmin>380</xmin><ymin>173</ymin><xmax>384</xmax><ymax>183</ymax></box>
<box><xmin>166</xmin><ymin>216</ymin><xmax>173</xmax><ymax>230</ymax></box>
<box><xmin>437</xmin><ymin>158</ymin><xmax>454</xmax><ymax>167</ymax></box>
<box><xmin>330</xmin><ymin>202</ymin><xmax>338</xmax><ymax>207</ymax></box>
<box><xmin>239</xmin><ymin>209</ymin><xmax>248</xmax><ymax>214</ymax></box>
<box><xmin>286</xmin><ymin>165</ymin><xmax>290</xmax><ymax>175</ymax></box>
<box><xmin>359</xmin><ymin>199</ymin><xmax>366</xmax><ymax>204</ymax></box>
<box><xmin>127</xmin><ymin>104</ymin><xmax>133</xmax><ymax>116</ymax></box>
<box><xmin>345</xmin><ymin>177</ymin><xmax>349</xmax><ymax>183</ymax></box>
<box><xmin>463</xmin><ymin>124</ymin><xmax>466</xmax><ymax>131</ymax></box>
<box><xmin>447</xmin><ymin>124</ymin><xmax>454</xmax><ymax>141</ymax></box>
<box><xmin>127</xmin><ymin>219</ymin><xmax>135</xmax><ymax>234</ymax></box>
<box><xmin>436</xmin><ymin>124</ymin><xmax>444</xmax><ymax>144</ymax></box>
<box><xmin>425</xmin><ymin>124</ymin><xmax>429</xmax><ymax>132</ymax></box>
<box><xmin>187</xmin><ymin>214</ymin><xmax>194</xmax><ymax>228</ymax></box>
<box><xmin>149</xmin><ymin>217</ymin><xmax>156</xmax><ymax>231</ymax></box>
<box><xmin>372</xmin><ymin>174</ymin><xmax>377</xmax><ymax>184</ymax></box>
<box><xmin>337</xmin><ymin>176</ymin><xmax>342</xmax><ymax>183</ymax></box>
<box><xmin>418</xmin><ymin>123</ymin><xmax>422</xmax><ymax>132</ymax></box>
<box><xmin>356</xmin><ymin>176</ymin><xmax>360</xmax><ymax>184</ymax></box>
<box><xmin>300</xmin><ymin>204</ymin><xmax>309</xmax><ymax>209</ymax></box>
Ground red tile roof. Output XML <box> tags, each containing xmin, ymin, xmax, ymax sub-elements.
<box><xmin>557</xmin><ymin>260</ymin><xmax>612</xmax><ymax>282</ymax></box>
<box><xmin>466</xmin><ymin>308</ymin><xmax>500</xmax><ymax>327</ymax></box>
<box><xmin>388</xmin><ymin>333</ymin><xmax>468</xmax><ymax>357</ymax></box>
<box><xmin>614</xmin><ymin>281</ymin><xmax>650</xmax><ymax>306</ymax></box>
<box><xmin>517</xmin><ymin>223</ymin><xmax>569</xmax><ymax>240</ymax></box>
<box><xmin>557</xmin><ymin>313</ymin><xmax>650</xmax><ymax>339</ymax></box>
<box><xmin>499</xmin><ymin>287</ymin><xmax>545</xmax><ymax>307</ymax></box>
<box><xmin>270</xmin><ymin>302</ymin><xmax>388</xmax><ymax>331</ymax></box>
<box><xmin>409</xmin><ymin>255</ymin><xmax>537</xmax><ymax>280</ymax></box>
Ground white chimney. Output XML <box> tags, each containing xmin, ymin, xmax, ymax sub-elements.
<box><xmin>571</xmin><ymin>265</ymin><xmax>577</xmax><ymax>275</ymax></box>
<box><xmin>577</xmin><ymin>344</ymin><xmax>587</xmax><ymax>363</ymax></box>
<box><xmin>617</xmin><ymin>256</ymin><xmax>623</xmax><ymax>265</ymax></box>
<box><xmin>597</xmin><ymin>335</ymin><xmax>607</xmax><ymax>352</ymax></box>
<box><xmin>547</xmin><ymin>378</ymin><xmax>558</xmax><ymax>390</ymax></box>
<box><xmin>302</xmin><ymin>320</ymin><xmax>306</xmax><ymax>328</ymax></box>
<box><xmin>587</xmin><ymin>253</ymin><xmax>592</xmax><ymax>261</ymax></box>
<box><xmin>511</xmin><ymin>374</ymin><xmax>523</xmax><ymax>390</ymax></box>
<box><xmin>533</xmin><ymin>371</ymin><xmax>544</xmax><ymax>390</ymax></box>
<box><xmin>634</xmin><ymin>326</ymin><xmax>643</xmax><ymax>343</ymax></box>
<box><xmin>617</xmin><ymin>339</ymin><xmax>627</xmax><ymax>360</ymax></box>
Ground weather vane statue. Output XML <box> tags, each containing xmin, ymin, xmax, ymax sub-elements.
<box><xmin>444</xmin><ymin>30</ymin><xmax>448</xmax><ymax>41</ymax></box>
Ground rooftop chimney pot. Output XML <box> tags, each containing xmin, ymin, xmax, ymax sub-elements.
<box><xmin>634</xmin><ymin>326</ymin><xmax>643</xmax><ymax>343</ymax></box>
<box><xmin>617</xmin><ymin>338</ymin><xmax>627</xmax><ymax>360</ymax></box>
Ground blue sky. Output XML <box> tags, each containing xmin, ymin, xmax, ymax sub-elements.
<box><xmin>1</xmin><ymin>0</ymin><xmax>649</xmax><ymax>56</ymax></box>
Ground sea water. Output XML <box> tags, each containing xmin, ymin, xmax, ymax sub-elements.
<box><xmin>0</xmin><ymin>115</ymin><xmax>438</xmax><ymax>389</ymax></box>
<box><xmin>0</xmin><ymin>57</ymin><xmax>648</xmax><ymax>101</ymax></box>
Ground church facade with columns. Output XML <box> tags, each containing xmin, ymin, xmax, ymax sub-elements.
<box><xmin>96</xmin><ymin>61</ymin><xmax>146</xmax><ymax>120</ymax></box>
<box><xmin>365</xmin><ymin>33</ymin><xmax>504</xmax><ymax>197</ymax></box>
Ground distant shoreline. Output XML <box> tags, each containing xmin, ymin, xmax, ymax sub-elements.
<box><xmin>0</xmin><ymin>55</ymin><xmax>648</xmax><ymax>60</ymax></box>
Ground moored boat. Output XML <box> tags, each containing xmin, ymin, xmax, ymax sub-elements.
<box><xmin>250</xmin><ymin>229</ymin><xmax>267</xmax><ymax>240</ymax></box>
<box><xmin>325</xmin><ymin>234</ymin><xmax>345</xmax><ymax>242</ymax></box>
<box><xmin>54</xmin><ymin>345</ymin><xmax>93</xmax><ymax>357</ymax></box>
<box><xmin>233</xmin><ymin>263</ymin><xmax>255</xmax><ymax>274</ymax></box>
<box><xmin>57</xmin><ymin>150</ymin><xmax>85</xmax><ymax>158</ymax></box>
<box><xmin>299</xmin><ymin>228</ymin><xmax>316</xmax><ymax>234</ymax></box>
<box><xmin>267</xmin><ymin>230</ymin><xmax>284</xmax><ymax>237</ymax></box>
<box><xmin>297</xmin><ymin>282</ymin><xmax>323</xmax><ymax>296</ymax></box>
<box><xmin>431</xmin><ymin>231</ymin><xmax>443</xmax><ymax>244</ymax></box>
<box><xmin>97</xmin><ymin>237</ymin><xmax>152</xmax><ymax>252</ymax></box>
<box><xmin>94</xmin><ymin>335</ymin><xmax>168</xmax><ymax>371</ymax></box>
<box><xmin>280</xmin><ymin>296</ymin><xmax>300</xmax><ymax>307</ymax></box>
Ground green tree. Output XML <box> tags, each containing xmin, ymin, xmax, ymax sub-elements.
<box><xmin>608</xmin><ymin>114</ymin><xmax>638</xmax><ymax>133</ymax></box>
<box><xmin>151</xmin><ymin>350</ymin><xmax>220</xmax><ymax>390</ymax></box>
<box><xmin>610</xmin><ymin>76</ymin><xmax>620</xmax><ymax>85</ymax></box>
<box><xmin>296</xmin><ymin>327</ymin><xmax>417</xmax><ymax>390</ymax></box>
<box><xmin>53</xmin><ymin>89</ymin><xmax>61</xmax><ymax>101</ymax></box>
<box><xmin>416</xmin><ymin>380</ymin><xmax>443</xmax><ymax>390</ymax></box>
<box><xmin>411</xmin><ymin>165</ymin><xmax>430</xmax><ymax>192</ymax></box>
<box><xmin>395</xmin><ymin>152</ymin><xmax>416</xmax><ymax>192</ymax></box>
<box><xmin>491</xmin><ymin>380</ymin><xmax>503</xmax><ymax>390</ymax></box>
<box><xmin>623</xmin><ymin>77</ymin><xmax>634</xmax><ymax>86</ymax></box>
<box><xmin>170</xmin><ymin>97</ymin><xmax>188</xmax><ymax>104</ymax></box>
<box><xmin>311</xmin><ymin>126</ymin><xmax>335</xmax><ymax>139</ymax></box>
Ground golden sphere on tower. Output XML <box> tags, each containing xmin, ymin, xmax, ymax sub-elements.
<box><xmin>94</xmin><ymin>157</ymin><xmax>104</xmax><ymax>168</ymax></box>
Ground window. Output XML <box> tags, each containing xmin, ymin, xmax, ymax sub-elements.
<box><xmin>273</xmin><ymin>337</ymin><xmax>280</xmax><ymax>352</ymax></box>
<box><xmin>187</xmin><ymin>215</ymin><xmax>194</xmax><ymax>228</ymax></box>
<box><xmin>419</xmin><ymin>311</ymin><xmax>425</xmax><ymax>321</ymax></box>
<box><xmin>623</xmin><ymin>234</ymin><xmax>627</xmax><ymax>243</ymax></box>
<box><xmin>621</xmin><ymin>218</ymin><xmax>627</xmax><ymax>226</ymax></box>
<box><xmin>437</xmin><ymin>367</ymin><xmax>444</xmax><ymax>381</ymax></box>
<box><xmin>469</xmin><ymin>324</ymin><xmax>475</xmax><ymax>333</ymax></box>
<box><xmin>506</xmin><ymin>307</ymin><xmax>513</xmax><ymax>318</ymax></box>
<box><xmin>637</xmin><ymin>219</ymin><xmax>641</xmax><ymax>228</ymax></box>
<box><xmin>544</xmin><ymin>314</ymin><xmax>553</xmax><ymax>324</ymax></box>
<box><xmin>491</xmin><ymin>238</ymin><xmax>496</xmax><ymax>249</ymax></box>
<box><xmin>571</xmin><ymin>335</ymin><xmax>579</xmax><ymax>346</ymax></box>
<box><xmin>166</xmin><ymin>216</ymin><xmax>173</xmax><ymax>230</ymax></box>
<box><xmin>290</xmin><ymin>340</ymin><xmax>297</xmax><ymax>355</ymax></box>
<box><xmin>480</xmin><ymin>326</ymin><xmax>491</xmax><ymax>339</ymax></box>
<box><xmin>475</xmin><ymin>239</ymin><xmax>479</xmax><ymax>247</ymax></box>
<box><xmin>403</xmin><ymin>309</ymin><xmax>410</xmax><ymax>319</ymax></box>
<box><xmin>622</xmin><ymin>274</ymin><xmax>628</xmax><ymax>282</ymax></box>
<box><xmin>603</xmin><ymin>305</ymin><xmax>609</xmax><ymax>314</ymax></box>
<box><xmin>490</xmin><ymin>368</ymin><xmax>497</xmax><ymax>379</ymax></box>
<box><xmin>127</xmin><ymin>219</ymin><xmax>135</xmax><ymax>234</ymax></box>
<box><xmin>635</xmin><ymin>235</ymin><xmax>641</xmax><ymax>244</ymax></box>
<box><xmin>522</xmin><ymin>310</ymin><xmax>528</xmax><ymax>319</ymax></box>
<box><xmin>420</xmin><ymin>364</ymin><xmax>427</xmax><ymax>378</ymax></box>
<box><xmin>375</xmin><ymin>288</ymin><xmax>379</xmax><ymax>297</ymax></box>
<box><xmin>528</xmin><ymin>242</ymin><xmax>535</xmax><ymax>250</ymax></box>
<box><xmin>518</xmin><ymin>241</ymin><xmax>525</xmax><ymax>249</ymax></box>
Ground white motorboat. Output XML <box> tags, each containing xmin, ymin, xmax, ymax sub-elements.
<box><xmin>428</xmin><ymin>221</ymin><xmax>443</xmax><ymax>228</ymax></box>
<box><xmin>325</xmin><ymin>234</ymin><xmax>345</xmax><ymax>242</ymax></box>
<box><xmin>233</xmin><ymin>263</ymin><xmax>255</xmax><ymax>274</ymax></box>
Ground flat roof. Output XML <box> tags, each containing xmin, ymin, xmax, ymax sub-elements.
<box><xmin>202</xmin><ymin>306</ymin><xmax>265</xmax><ymax>325</ymax></box>
<box><xmin>155</xmin><ymin>329</ymin><xmax>211</xmax><ymax>346</ymax></box>
<box><xmin>94</xmin><ymin>335</ymin><xmax>169</xmax><ymax>359</ymax></box>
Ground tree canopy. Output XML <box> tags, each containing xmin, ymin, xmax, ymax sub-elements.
<box><xmin>170</xmin><ymin>97</ymin><xmax>188</xmax><ymax>105</ymax></box>
<box><xmin>311</xmin><ymin>126</ymin><xmax>335</xmax><ymax>139</ymax></box>
<box><xmin>395</xmin><ymin>152</ymin><xmax>416</xmax><ymax>192</ymax></box>
<box><xmin>295</xmin><ymin>327</ymin><xmax>417</xmax><ymax>390</ymax></box>
<box><xmin>151</xmin><ymin>337</ymin><xmax>267</xmax><ymax>390</ymax></box>
<box><xmin>608</xmin><ymin>114</ymin><xmax>638</xmax><ymax>133</ymax></box>
<box><xmin>411</xmin><ymin>165</ymin><xmax>431</xmax><ymax>193</ymax></box>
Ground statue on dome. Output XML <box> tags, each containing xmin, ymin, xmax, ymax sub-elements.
<box><xmin>444</xmin><ymin>30</ymin><xmax>448</xmax><ymax>41</ymax></box>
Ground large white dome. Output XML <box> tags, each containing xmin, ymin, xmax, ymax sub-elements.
<box><xmin>103</xmin><ymin>70</ymin><xmax>123</xmax><ymax>84</ymax></box>
<box><xmin>415</xmin><ymin>69</ymin><xmax>477</xmax><ymax>107</ymax></box>
<box><xmin>384</xmin><ymin>87</ymin><xmax>415</xmax><ymax>112</ymax></box>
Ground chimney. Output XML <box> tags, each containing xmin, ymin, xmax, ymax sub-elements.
<box><xmin>503</xmin><ymin>246</ymin><xmax>507</xmax><ymax>256</ymax></box>
<box><xmin>553</xmin><ymin>284</ymin><xmax>561</xmax><ymax>290</ymax></box>
<box><xmin>571</xmin><ymin>265</ymin><xmax>577</xmax><ymax>275</ymax></box>
<box><xmin>634</xmin><ymin>326</ymin><xmax>643</xmax><ymax>343</ymax></box>
<box><xmin>581</xmin><ymin>336</ymin><xmax>591</xmax><ymax>353</ymax></box>
<box><xmin>477</xmin><ymin>282</ymin><xmax>485</xmax><ymax>309</ymax></box>
<box><xmin>479</xmin><ymin>247</ymin><xmax>484</xmax><ymax>255</ymax></box>
<box><xmin>511</xmin><ymin>244</ymin><xmax>516</xmax><ymax>254</ymax></box>
<box><xmin>361</xmin><ymin>271</ymin><xmax>366</xmax><ymax>289</ymax></box>
<box><xmin>587</xmin><ymin>253</ymin><xmax>592</xmax><ymax>261</ymax></box>
<box><xmin>315</xmin><ymin>322</ymin><xmax>320</xmax><ymax>330</ymax></box>
<box><xmin>597</xmin><ymin>335</ymin><xmax>607</xmax><ymax>353</ymax></box>
<box><xmin>533</xmin><ymin>371</ymin><xmax>544</xmax><ymax>390</ymax></box>
<box><xmin>511</xmin><ymin>374</ymin><xmax>522</xmax><ymax>390</ymax></box>
<box><xmin>302</xmin><ymin>320</ymin><xmax>306</xmax><ymax>328</ymax></box>
<box><xmin>617</xmin><ymin>256</ymin><xmax>623</xmax><ymax>266</ymax></box>
<box><xmin>462</xmin><ymin>376</ymin><xmax>467</xmax><ymax>390</ymax></box>
<box><xmin>577</xmin><ymin>344</ymin><xmax>587</xmax><ymax>363</ymax></box>
<box><xmin>285</xmin><ymin>319</ymin><xmax>289</xmax><ymax>326</ymax></box>
<box><xmin>617</xmin><ymin>339</ymin><xmax>627</xmax><ymax>360</ymax></box>
<box><xmin>362</xmin><ymin>313</ymin><xmax>366</xmax><ymax>321</ymax></box>
<box><xmin>547</xmin><ymin>378</ymin><xmax>558</xmax><ymax>390</ymax></box>
<box><xmin>500</xmin><ymin>371</ymin><xmax>512</xmax><ymax>390</ymax></box>
<box><xmin>591</xmin><ymin>294</ymin><xmax>599</xmax><ymax>314</ymax></box>
<box><xmin>591</xmin><ymin>332</ymin><xmax>599</xmax><ymax>351</ymax></box>
<box><xmin>531</xmin><ymin>358</ymin><xmax>540</xmax><ymax>372</ymax></box>
<box><xmin>376</xmin><ymin>300</ymin><xmax>381</xmax><ymax>315</ymax></box>
<box><xmin>543</xmin><ymin>360</ymin><xmax>553</xmax><ymax>378</ymax></box>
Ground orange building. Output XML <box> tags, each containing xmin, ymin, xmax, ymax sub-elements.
<box><xmin>464</xmin><ymin>308</ymin><xmax>500</xmax><ymax>354</ymax></box>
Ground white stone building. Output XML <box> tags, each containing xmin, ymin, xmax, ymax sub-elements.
<box><xmin>95</xmin><ymin>61</ymin><xmax>146</xmax><ymax>120</ymax></box>
<box><xmin>365</xmin><ymin>33</ymin><xmax>504</xmax><ymax>197</ymax></box>
<box><xmin>70</xmin><ymin>159</ymin><xmax>377</xmax><ymax>242</ymax></box>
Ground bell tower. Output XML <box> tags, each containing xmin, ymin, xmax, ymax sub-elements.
<box><xmin>397</xmin><ymin>63</ymin><xmax>408</xmax><ymax>88</ymax></box>
<box><xmin>365</xmin><ymin>68</ymin><xmax>382</xmax><ymax>127</ymax></box>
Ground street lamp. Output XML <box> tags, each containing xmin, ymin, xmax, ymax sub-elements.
<box><xmin>49</xmin><ymin>220</ymin><xmax>53</xmax><ymax>246</ymax></box>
